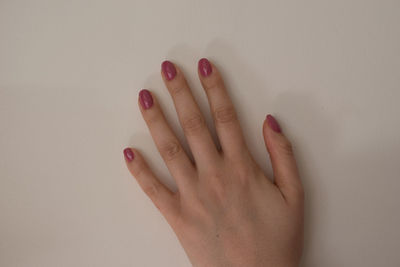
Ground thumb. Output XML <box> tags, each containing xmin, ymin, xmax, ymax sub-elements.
<box><xmin>263</xmin><ymin>114</ymin><xmax>303</xmax><ymax>203</ymax></box>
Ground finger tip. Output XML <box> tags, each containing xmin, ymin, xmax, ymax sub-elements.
<box><xmin>123</xmin><ymin>147</ymin><xmax>135</xmax><ymax>162</ymax></box>
<box><xmin>161</xmin><ymin>60</ymin><xmax>177</xmax><ymax>80</ymax></box>
<box><xmin>266</xmin><ymin>114</ymin><xmax>282</xmax><ymax>133</ymax></box>
<box><xmin>198</xmin><ymin>58</ymin><xmax>212</xmax><ymax>77</ymax></box>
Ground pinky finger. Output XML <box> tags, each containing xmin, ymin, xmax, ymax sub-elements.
<box><xmin>123</xmin><ymin>147</ymin><xmax>179</xmax><ymax>221</ymax></box>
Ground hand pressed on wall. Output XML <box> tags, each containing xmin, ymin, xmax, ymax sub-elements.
<box><xmin>124</xmin><ymin>58</ymin><xmax>304</xmax><ymax>267</ymax></box>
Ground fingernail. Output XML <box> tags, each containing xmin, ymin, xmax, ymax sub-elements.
<box><xmin>161</xmin><ymin>60</ymin><xmax>177</xmax><ymax>80</ymax></box>
<box><xmin>124</xmin><ymin>148</ymin><xmax>134</xmax><ymax>162</ymax></box>
<box><xmin>139</xmin><ymin>89</ymin><xmax>153</xmax><ymax>109</ymax></box>
<box><xmin>266</xmin><ymin>114</ymin><xmax>282</xmax><ymax>133</ymax></box>
<box><xmin>198</xmin><ymin>58</ymin><xmax>212</xmax><ymax>77</ymax></box>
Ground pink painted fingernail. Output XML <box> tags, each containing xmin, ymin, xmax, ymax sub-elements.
<box><xmin>139</xmin><ymin>89</ymin><xmax>153</xmax><ymax>109</ymax></box>
<box><xmin>161</xmin><ymin>60</ymin><xmax>177</xmax><ymax>80</ymax></box>
<box><xmin>124</xmin><ymin>148</ymin><xmax>134</xmax><ymax>162</ymax></box>
<box><xmin>198</xmin><ymin>58</ymin><xmax>212</xmax><ymax>77</ymax></box>
<box><xmin>266</xmin><ymin>114</ymin><xmax>282</xmax><ymax>133</ymax></box>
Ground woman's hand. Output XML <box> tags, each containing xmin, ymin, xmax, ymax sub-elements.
<box><xmin>124</xmin><ymin>58</ymin><xmax>304</xmax><ymax>267</ymax></box>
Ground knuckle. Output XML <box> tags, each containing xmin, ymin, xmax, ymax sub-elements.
<box><xmin>213</xmin><ymin>184</ymin><xmax>227</xmax><ymax>203</ymax></box>
<box><xmin>160</xmin><ymin>140</ymin><xmax>181</xmax><ymax>161</ymax></box>
<box><xmin>205</xmin><ymin>82</ymin><xmax>219</xmax><ymax>92</ymax></box>
<box><xmin>169</xmin><ymin>86</ymin><xmax>185</xmax><ymax>97</ymax></box>
<box><xmin>143</xmin><ymin>183</ymin><xmax>160</xmax><ymax>198</ymax></box>
<box><xmin>213</xmin><ymin>106</ymin><xmax>237</xmax><ymax>124</ymax></box>
<box><xmin>145</xmin><ymin>111</ymin><xmax>160</xmax><ymax>125</ymax></box>
<box><xmin>235</xmin><ymin>164</ymin><xmax>254</xmax><ymax>186</ymax></box>
<box><xmin>279</xmin><ymin>138</ymin><xmax>294</xmax><ymax>156</ymax></box>
<box><xmin>209</xmin><ymin>176</ymin><xmax>227</xmax><ymax>200</ymax></box>
<box><xmin>181</xmin><ymin>113</ymin><xmax>205</xmax><ymax>134</ymax></box>
<box><xmin>203</xmin><ymin>169</ymin><xmax>228</xmax><ymax>203</ymax></box>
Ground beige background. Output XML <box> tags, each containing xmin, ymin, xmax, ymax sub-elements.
<box><xmin>1</xmin><ymin>0</ymin><xmax>400</xmax><ymax>266</ymax></box>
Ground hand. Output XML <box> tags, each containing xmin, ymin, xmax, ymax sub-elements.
<box><xmin>124</xmin><ymin>58</ymin><xmax>304</xmax><ymax>267</ymax></box>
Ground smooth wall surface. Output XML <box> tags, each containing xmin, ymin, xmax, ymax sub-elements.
<box><xmin>1</xmin><ymin>0</ymin><xmax>399</xmax><ymax>266</ymax></box>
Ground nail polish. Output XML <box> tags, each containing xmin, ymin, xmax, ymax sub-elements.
<box><xmin>198</xmin><ymin>58</ymin><xmax>212</xmax><ymax>77</ymax></box>
<box><xmin>124</xmin><ymin>148</ymin><xmax>134</xmax><ymax>162</ymax></box>
<box><xmin>139</xmin><ymin>89</ymin><xmax>153</xmax><ymax>109</ymax></box>
<box><xmin>161</xmin><ymin>60</ymin><xmax>177</xmax><ymax>80</ymax></box>
<box><xmin>266</xmin><ymin>114</ymin><xmax>282</xmax><ymax>133</ymax></box>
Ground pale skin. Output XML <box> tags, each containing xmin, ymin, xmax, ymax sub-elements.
<box><xmin>123</xmin><ymin>58</ymin><xmax>304</xmax><ymax>267</ymax></box>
